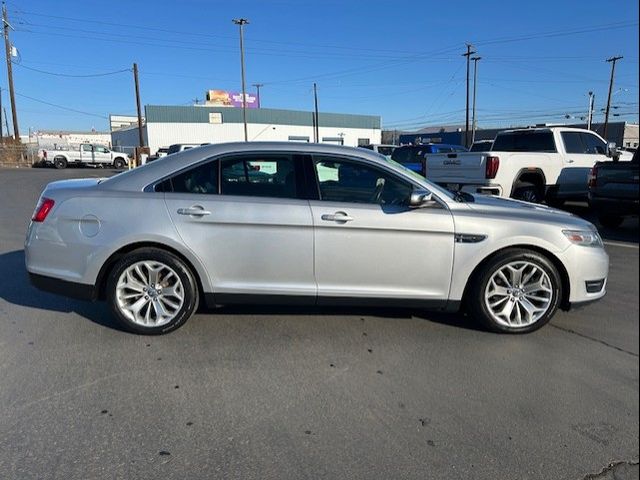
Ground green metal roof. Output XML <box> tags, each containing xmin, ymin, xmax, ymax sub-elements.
<box><xmin>145</xmin><ymin>105</ymin><xmax>380</xmax><ymax>129</ymax></box>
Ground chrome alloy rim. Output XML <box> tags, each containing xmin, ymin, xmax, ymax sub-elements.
<box><xmin>115</xmin><ymin>261</ymin><xmax>184</xmax><ymax>327</ymax></box>
<box><xmin>484</xmin><ymin>261</ymin><xmax>553</xmax><ymax>328</ymax></box>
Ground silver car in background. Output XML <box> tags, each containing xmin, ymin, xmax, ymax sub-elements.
<box><xmin>25</xmin><ymin>142</ymin><xmax>608</xmax><ymax>335</ymax></box>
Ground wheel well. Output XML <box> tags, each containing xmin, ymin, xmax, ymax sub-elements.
<box><xmin>462</xmin><ymin>244</ymin><xmax>571</xmax><ymax>311</ymax></box>
<box><xmin>95</xmin><ymin>242</ymin><xmax>205</xmax><ymax>303</ymax></box>
<box><xmin>512</xmin><ymin>170</ymin><xmax>545</xmax><ymax>194</ymax></box>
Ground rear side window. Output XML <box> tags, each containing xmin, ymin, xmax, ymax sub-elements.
<box><xmin>580</xmin><ymin>133</ymin><xmax>607</xmax><ymax>155</ymax></box>
<box><xmin>169</xmin><ymin>161</ymin><xmax>219</xmax><ymax>194</ymax></box>
<box><xmin>220</xmin><ymin>155</ymin><xmax>298</xmax><ymax>199</ymax></box>
<box><xmin>561</xmin><ymin>132</ymin><xmax>586</xmax><ymax>154</ymax></box>
<box><xmin>492</xmin><ymin>132</ymin><xmax>557</xmax><ymax>152</ymax></box>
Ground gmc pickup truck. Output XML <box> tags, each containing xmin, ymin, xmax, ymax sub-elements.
<box><xmin>588</xmin><ymin>149</ymin><xmax>639</xmax><ymax>228</ymax></box>
<box><xmin>423</xmin><ymin>127</ymin><xmax>622</xmax><ymax>205</ymax></box>
<box><xmin>41</xmin><ymin>144</ymin><xmax>129</xmax><ymax>170</ymax></box>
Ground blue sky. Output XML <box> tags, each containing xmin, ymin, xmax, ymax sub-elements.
<box><xmin>4</xmin><ymin>0</ymin><xmax>638</xmax><ymax>133</ymax></box>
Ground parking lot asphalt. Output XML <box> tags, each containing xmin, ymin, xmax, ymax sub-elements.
<box><xmin>0</xmin><ymin>168</ymin><xmax>638</xmax><ymax>480</ymax></box>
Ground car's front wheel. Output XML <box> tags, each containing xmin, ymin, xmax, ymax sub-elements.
<box><xmin>106</xmin><ymin>248</ymin><xmax>199</xmax><ymax>334</ymax></box>
<box><xmin>467</xmin><ymin>249</ymin><xmax>562</xmax><ymax>333</ymax></box>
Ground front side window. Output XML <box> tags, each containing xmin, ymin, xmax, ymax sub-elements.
<box><xmin>580</xmin><ymin>133</ymin><xmax>607</xmax><ymax>155</ymax></box>
<box><xmin>313</xmin><ymin>156</ymin><xmax>413</xmax><ymax>206</ymax></box>
<box><xmin>169</xmin><ymin>160</ymin><xmax>218</xmax><ymax>194</ymax></box>
<box><xmin>220</xmin><ymin>155</ymin><xmax>297</xmax><ymax>199</ymax></box>
<box><xmin>81</xmin><ymin>144</ymin><xmax>93</xmax><ymax>152</ymax></box>
<box><xmin>561</xmin><ymin>132</ymin><xmax>586</xmax><ymax>154</ymax></box>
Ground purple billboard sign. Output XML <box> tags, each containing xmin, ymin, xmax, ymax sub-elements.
<box><xmin>206</xmin><ymin>90</ymin><xmax>259</xmax><ymax>108</ymax></box>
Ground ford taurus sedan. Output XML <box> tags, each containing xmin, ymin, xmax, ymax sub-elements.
<box><xmin>25</xmin><ymin>142</ymin><xmax>609</xmax><ymax>335</ymax></box>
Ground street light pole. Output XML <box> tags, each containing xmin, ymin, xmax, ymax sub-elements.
<box><xmin>233</xmin><ymin>18</ymin><xmax>250</xmax><ymax>141</ymax></box>
<box><xmin>252</xmin><ymin>83</ymin><xmax>264</xmax><ymax>108</ymax></box>
<box><xmin>587</xmin><ymin>91</ymin><xmax>595</xmax><ymax>131</ymax></box>
<box><xmin>462</xmin><ymin>44</ymin><xmax>476</xmax><ymax>149</ymax></box>
<box><xmin>471</xmin><ymin>56</ymin><xmax>481</xmax><ymax>145</ymax></box>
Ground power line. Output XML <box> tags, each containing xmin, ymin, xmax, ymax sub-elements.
<box><xmin>12</xmin><ymin>62</ymin><xmax>131</xmax><ymax>77</ymax></box>
<box><xmin>15</xmin><ymin>92</ymin><xmax>108</xmax><ymax>119</ymax></box>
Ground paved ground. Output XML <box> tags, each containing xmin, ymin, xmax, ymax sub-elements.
<box><xmin>0</xmin><ymin>168</ymin><xmax>637</xmax><ymax>480</ymax></box>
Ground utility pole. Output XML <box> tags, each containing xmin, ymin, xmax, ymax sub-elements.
<box><xmin>603</xmin><ymin>55</ymin><xmax>623</xmax><ymax>140</ymax></box>
<box><xmin>462</xmin><ymin>44</ymin><xmax>476</xmax><ymax>149</ymax></box>
<box><xmin>3</xmin><ymin>3</ymin><xmax>19</xmax><ymax>141</ymax></box>
<box><xmin>233</xmin><ymin>18</ymin><xmax>249</xmax><ymax>141</ymax></box>
<box><xmin>313</xmin><ymin>82</ymin><xmax>319</xmax><ymax>143</ymax></box>
<box><xmin>587</xmin><ymin>91</ymin><xmax>595</xmax><ymax>130</ymax></box>
<box><xmin>252</xmin><ymin>83</ymin><xmax>263</xmax><ymax>108</ymax></box>
<box><xmin>470</xmin><ymin>56</ymin><xmax>481</xmax><ymax>145</ymax></box>
<box><xmin>0</xmin><ymin>86</ymin><xmax>3</xmax><ymax>143</ymax></box>
<box><xmin>132</xmin><ymin>63</ymin><xmax>144</xmax><ymax>149</ymax></box>
<box><xmin>3</xmin><ymin>106</ymin><xmax>9</xmax><ymax>137</ymax></box>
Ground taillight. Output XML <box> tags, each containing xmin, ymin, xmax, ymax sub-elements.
<box><xmin>43</xmin><ymin>150</ymin><xmax>48</xmax><ymax>159</ymax></box>
<box><xmin>485</xmin><ymin>156</ymin><xmax>500</xmax><ymax>179</ymax></box>
<box><xmin>588</xmin><ymin>165</ymin><xmax>598</xmax><ymax>188</ymax></box>
<box><xmin>32</xmin><ymin>197</ymin><xmax>55</xmax><ymax>222</ymax></box>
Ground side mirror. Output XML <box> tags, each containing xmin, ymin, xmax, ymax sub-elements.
<box><xmin>409</xmin><ymin>189</ymin><xmax>435</xmax><ymax>208</ymax></box>
<box><xmin>607</xmin><ymin>142</ymin><xmax>620</xmax><ymax>160</ymax></box>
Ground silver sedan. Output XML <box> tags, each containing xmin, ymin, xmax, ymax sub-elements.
<box><xmin>25</xmin><ymin>142</ymin><xmax>609</xmax><ymax>334</ymax></box>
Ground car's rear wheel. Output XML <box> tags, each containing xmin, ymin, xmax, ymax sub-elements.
<box><xmin>106</xmin><ymin>248</ymin><xmax>199</xmax><ymax>334</ymax></box>
<box><xmin>113</xmin><ymin>157</ymin><xmax>127</xmax><ymax>170</ymax></box>
<box><xmin>54</xmin><ymin>157</ymin><xmax>67</xmax><ymax>169</ymax></box>
<box><xmin>467</xmin><ymin>249</ymin><xmax>562</xmax><ymax>333</ymax></box>
<box><xmin>512</xmin><ymin>182</ymin><xmax>543</xmax><ymax>203</ymax></box>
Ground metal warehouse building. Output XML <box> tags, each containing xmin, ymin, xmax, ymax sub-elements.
<box><xmin>111</xmin><ymin>105</ymin><xmax>381</xmax><ymax>155</ymax></box>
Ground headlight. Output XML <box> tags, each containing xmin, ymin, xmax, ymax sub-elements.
<box><xmin>562</xmin><ymin>229</ymin><xmax>603</xmax><ymax>248</ymax></box>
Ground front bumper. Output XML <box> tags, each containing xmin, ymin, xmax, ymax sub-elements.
<box><xmin>557</xmin><ymin>244</ymin><xmax>609</xmax><ymax>307</ymax></box>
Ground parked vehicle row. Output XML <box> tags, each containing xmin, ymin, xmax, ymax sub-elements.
<box><xmin>26</xmin><ymin>142</ymin><xmax>608</xmax><ymax>335</ymax></box>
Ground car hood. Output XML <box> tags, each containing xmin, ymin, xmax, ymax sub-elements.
<box><xmin>465</xmin><ymin>194</ymin><xmax>596</xmax><ymax>229</ymax></box>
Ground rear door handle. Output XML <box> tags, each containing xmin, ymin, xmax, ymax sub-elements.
<box><xmin>321</xmin><ymin>212</ymin><xmax>354</xmax><ymax>223</ymax></box>
<box><xmin>177</xmin><ymin>206</ymin><xmax>211</xmax><ymax>217</ymax></box>
<box><xmin>566</xmin><ymin>159</ymin><xmax>575</xmax><ymax>163</ymax></box>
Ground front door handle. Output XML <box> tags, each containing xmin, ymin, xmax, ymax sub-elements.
<box><xmin>177</xmin><ymin>206</ymin><xmax>211</xmax><ymax>217</ymax></box>
<box><xmin>321</xmin><ymin>212</ymin><xmax>354</xmax><ymax>223</ymax></box>
<box><xmin>566</xmin><ymin>159</ymin><xmax>575</xmax><ymax>163</ymax></box>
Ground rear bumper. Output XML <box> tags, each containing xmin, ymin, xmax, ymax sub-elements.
<box><xmin>29</xmin><ymin>273</ymin><xmax>96</xmax><ymax>301</ymax></box>
<box><xmin>436</xmin><ymin>182</ymin><xmax>504</xmax><ymax>196</ymax></box>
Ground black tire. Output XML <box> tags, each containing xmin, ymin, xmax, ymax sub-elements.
<box><xmin>54</xmin><ymin>156</ymin><xmax>68</xmax><ymax>169</ymax></box>
<box><xmin>599</xmin><ymin>215</ymin><xmax>624</xmax><ymax>229</ymax></box>
<box><xmin>113</xmin><ymin>157</ymin><xmax>127</xmax><ymax>170</ymax></box>
<box><xmin>466</xmin><ymin>248</ymin><xmax>562</xmax><ymax>334</ymax></box>
<box><xmin>106</xmin><ymin>248</ymin><xmax>199</xmax><ymax>335</ymax></box>
<box><xmin>512</xmin><ymin>182</ymin><xmax>543</xmax><ymax>203</ymax></box>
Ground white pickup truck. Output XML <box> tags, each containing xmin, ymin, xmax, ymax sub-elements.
<box><xmin>424</xmin><ymin>127</ymin><xmax>622</xmax><ymax>205</ymax></box>
<box><xmin>42</xmin><ymin>144</ymin><xmax>129</xmax><ymax>170</ymax></box>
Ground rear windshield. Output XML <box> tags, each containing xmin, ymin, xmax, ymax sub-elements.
<box><xmin>167</xmin><ymin>145</ymin><xmax>182</xmax><ymax>155</ymax></box>
<box><xmin>492</xmin><ymin>131</ymin><xmax>557</xmax><ymax>153</ymax></box>
<box><xmin>390</xmin><ymin>147</ymin><xmax>426</xmax><ymax>165</ymax></box>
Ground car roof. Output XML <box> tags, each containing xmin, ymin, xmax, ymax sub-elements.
<box><xmin>102</xmin><ymin>142</ymin><xmax>400</xmax><ymax>191</ymax></box>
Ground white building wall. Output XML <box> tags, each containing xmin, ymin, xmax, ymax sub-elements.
<box><xmin>145</xmin><ymin>122</ymin><xmax>381</xmax><ymax>154</ymax></box>
<box><xmin>111</xmin><ymin>126</ymin><xmax>148</xmax><ymax>154</ymax></box>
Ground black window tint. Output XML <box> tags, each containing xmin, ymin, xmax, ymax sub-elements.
<box><xmin>561</xmin><ymin>132</ymin><xmax>586</xmax><ymax>154</ymax></box>
<box><xmin>170</xmin><ymin>161</ymin><xmax>218</xmax><ymax>194</ymax></box>
<box><xmin>221</xmin><ymin>155</ymin><xmax>297</xmax><ymax>199</ymax></box>
<box><xmin>580</xmin><ymin>133</ymin><xmax>607</xmax><ymax>155</ymax></box>
<box><xmin>492</xmin><ymin>132</ymin><xmax>557</xmax><ymax>152</ymax></box>
<box><xmin>154</xmin><ymin>179</ymin><xmax>172</xmax><ymax>192</ymax></box>
<box><xmin>314</xmin><ymin>157</ymin><xmax>413</xmax><ymax>206</ymax></box>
